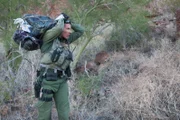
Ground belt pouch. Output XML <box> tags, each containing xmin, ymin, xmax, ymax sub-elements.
<box><xmin>46</xmin><ymin>69</ymin><xmax>58</xmax><ymax>81</ymax></box>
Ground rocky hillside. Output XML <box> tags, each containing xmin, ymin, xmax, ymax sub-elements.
<box><xmin>0</xmin><ymin>0</ymin><xmax>180</xmax><ymax>120</ymax></box>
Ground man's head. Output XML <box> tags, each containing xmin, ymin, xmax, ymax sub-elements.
<box><xmin>61</xmin><ymin>21</ymin><xmax>72</xmax><ymax>40</ymax></box>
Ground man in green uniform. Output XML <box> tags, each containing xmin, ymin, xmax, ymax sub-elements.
<box><xmin>35</xmin><ymin>13</ymin><xmax>84</xmax><ymax>120</ymax></box>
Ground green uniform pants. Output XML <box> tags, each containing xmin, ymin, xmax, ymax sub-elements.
<box><xmin>35</xmin><ymin>76</ymin><xmax>70</xmax><ymax>120</ymax></box>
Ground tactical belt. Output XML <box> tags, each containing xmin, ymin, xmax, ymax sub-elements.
<box><xmin>39</xmin><ymin>65</ymin><xmax>65</xmax><ymax>78</ymax></box>
<box><xmin>40</xmin><ymin>64</ymin><xmax>63</xmax><ymax>72</ymax></box>
<box><xmin>39</xmin><ymin>97</ymin><xmax>52</xmax><ymax>102</ymax></box>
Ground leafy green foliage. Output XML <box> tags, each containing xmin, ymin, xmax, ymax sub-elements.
<box><xmin>109</xmin><ymin>1</ymin><xmax>150</xmax><ymax>50</ymax></box>
<box><xmin>109</xmin><ymin>8</ymin><xmax>150</xmax><ymax>50</ymax></box>
<box><xmin>0</xmin><ymin>80</ymin><xmax>13</xmax><ymax>104</ymax></box>
<box><xmin>67</xmin><ymin>0</ymin><xmax>151</xmax><ymax>66</ymax></box>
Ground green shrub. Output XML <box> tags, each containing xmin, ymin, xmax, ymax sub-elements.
<box><xmin>76</xmin><ymin>74</ymin><xmax>102</xmax><ymax>96</ymax></box>
<box><xmin>109</xmin><ymin>1</ymin><xmax>151</xmax><ymax>50</ymax></box>
<box><xmin>0</xmin><ymin>80</ymin><xmax>13</xmax><ymax>104</ymax></box>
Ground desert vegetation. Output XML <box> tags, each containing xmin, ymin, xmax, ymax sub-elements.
<box><xmin>0</xmin><ymin>0</ymin><xmax>180</xmax><ymax>120</ymax></box>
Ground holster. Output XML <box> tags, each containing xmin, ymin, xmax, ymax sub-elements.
<box><xmin>65</xmin><ymin>65</ymin><xmax>71</xmax><ymax>77</ymax></box>
<box><xmin>34</xmin><ymin>70</ymin><xmax>42</xmax><ymax>98</ymax></box>
<box><xmin>34</xmin><ymin>68</ymin><xmax>64</xmax><ymax>98</ymax></box>
<box><xmin>34</xmin><ymin>81</ymin><xmax>41</xmax><ymax>98</ymax></box>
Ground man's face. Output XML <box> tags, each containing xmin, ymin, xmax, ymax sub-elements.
<box><xmin>61</xmin><ymin>23</ymin><xmax>72</xmax><ymax>40</ymax></box>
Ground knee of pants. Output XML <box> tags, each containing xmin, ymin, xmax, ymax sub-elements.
<box><xmin>56</xmin><ymin>102</ymin><xmax>70</xmax><ymax>120</ymax></box>
<box><xmin>58</xmin><ymin>110</ymin><xmax>70</xmax><ymax>120</ymax></box>
<box><xmin>36</xmin><ymin>101</ymin><xmax>52</xmax><ymax>120</ymax></box>
<box><xmin>36</xmin><ymin>100</ymin><xmax>52</xmax><ymax>111</ymax></box>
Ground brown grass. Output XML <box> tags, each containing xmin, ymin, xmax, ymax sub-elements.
<box><xmin>69</xmin><ymin>38</ymin><xmax>180</xmax><ymax>120</ymax></box>
<box><xmin>108</xmin><ymin>39</ymin><xmax>180</xmax><ymax>119</ymax></box>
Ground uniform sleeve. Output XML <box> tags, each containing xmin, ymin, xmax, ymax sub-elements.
<box><xmin>42</xmin><ymin>18</ymin><xmax>64</xmax><ymax>43</ymax></box>
<box><xmin>68</xmin><ymin>23</ymin><xmax>85</xmax><ymax>43</ymax></box>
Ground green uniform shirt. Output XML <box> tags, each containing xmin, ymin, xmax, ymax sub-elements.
<box><xmin>40</xmin><ymin>18</ymin><xmax>84</xmax><ymax>70</ymax></box>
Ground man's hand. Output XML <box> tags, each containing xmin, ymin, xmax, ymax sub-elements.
<box><xmin>55</xmin><ymin>13</ymin><xmax>69</xmax><ymax>23</ymax></box>
<box><xmin>55</xmin><ymin>14</ymin><xmax>64</xmax><ymax>21</ymax></box>
<box><xmin>61</xmin><ymin>13</ymin><xmax>69</xmax><ymax>21</ymax></box>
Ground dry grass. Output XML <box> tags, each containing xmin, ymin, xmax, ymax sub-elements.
<box><xmin>0</xmin><ymin>40</ymin><xmax>180</xmax><ymax>120</ymax></box>
<box><xmin>104</xmin><ymin>39</ymin><xmax>180</xmax><ymax>119</ymax></box>
<box><xmin>1</xmin><ymin>0</ymin><xmax>180</xmax><ymax>120</ymax></box>
<box><xmin>0</xmin><ymin>49</ymin><xmax>40</xmax><ymax>120</ymax></box>
<box><xmin>69</xmin><ymin>38</ymin><xmax>180</xmax><ymax>120</ymax></box>
<box><xmin>1</xmin><ymin>8</ymin><xmax>180</xmax><ymax>120</ymax></box>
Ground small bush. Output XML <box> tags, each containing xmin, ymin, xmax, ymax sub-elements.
<box><xmin>76</xmin><ymin>74</ymin><xmax>102</xmax><ymax>96</ymax></box>
<box><xmin>106</xmin><ymin>1</ymin><xmax>150</xmax><ymax>51</ymax></box>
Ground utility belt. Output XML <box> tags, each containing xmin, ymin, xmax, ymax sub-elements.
<box><xmin>38</xmin><ymin>64</ymin><xmax>66</xmax><ymax>80</ymax></box>
<box><xmin>34</xmin><ymin>64</ymin><xmax>67</xmax><ymax>101</ymax></box>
